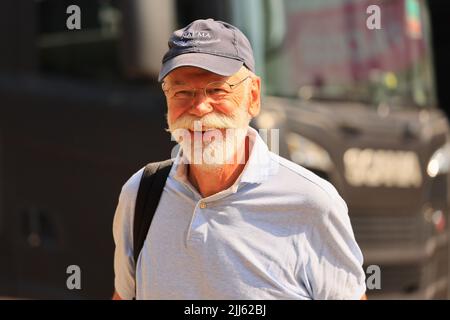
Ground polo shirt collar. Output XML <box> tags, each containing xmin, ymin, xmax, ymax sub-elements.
<box><xmin>239</xmin><ymin>126</ymin><xmax>275</xmax><ymax>184</ymax></box>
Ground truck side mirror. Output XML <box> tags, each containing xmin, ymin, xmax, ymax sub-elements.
<box><xmin>119</xmin><ymin>0</ymin><xmax>176</xmax><ymax>79</ymax></box>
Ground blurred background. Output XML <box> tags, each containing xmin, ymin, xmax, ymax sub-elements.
<box><xmin>0</xmin><ymin>0</ymin><xmax>449</xmax><ymax>299</ymax></box>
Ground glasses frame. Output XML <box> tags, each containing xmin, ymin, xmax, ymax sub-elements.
<box><xmin>162</xmin><ymin>75</ymin><xmax>251</xmax><ymax>102</ymax></box>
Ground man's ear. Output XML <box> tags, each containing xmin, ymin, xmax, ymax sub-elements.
<box><xmin>248</xmin><ymin>76</ymin><xmax>261</xmax><ymax>117</ymax></box>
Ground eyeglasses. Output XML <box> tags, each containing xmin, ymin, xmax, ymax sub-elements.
<box><xmin>162</xmin><ymin>76</ymin><xmax>250</xmax><ymax>103</ymax></box>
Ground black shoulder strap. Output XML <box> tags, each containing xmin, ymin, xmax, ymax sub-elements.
<box><xmin>133</xmin><ymin>159</ymin><xmax>173</xmax><ymax>265</ymax></box>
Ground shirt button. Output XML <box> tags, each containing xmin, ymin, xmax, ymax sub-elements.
<box><xmin>199</xmin><ymin>202</ymin><xmax>207</xmax><ymax>209</ymax></box>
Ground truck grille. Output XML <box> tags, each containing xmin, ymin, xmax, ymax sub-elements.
<box><xmin>350</xmin><ymin>213</ymin><xmax>422</xmax><ymax>247</ymax></box>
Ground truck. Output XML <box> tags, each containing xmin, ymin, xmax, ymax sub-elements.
<box><xmin>0</xmin><ymin>0</ymin><xmax>448</xmax><ymax>299</ymax></box>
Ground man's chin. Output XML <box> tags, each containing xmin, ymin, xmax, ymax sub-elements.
<box><xmin>182</xmin><ymin>150</ymin><xmax>234</xmax><ymax>166</ymax></box>
<box><xmin>174</xmin><ymin>126</ymin><xmax>249</xmax><ymax>166</ymax></box>
<box><xmin>187</xmin><ymin>128</ymin><xmax>227</xmax><ymax>139</ymax></box>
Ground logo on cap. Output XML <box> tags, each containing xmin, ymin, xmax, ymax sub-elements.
<box><xmin>174</xmin><ymin>31</ymin><xmax>221</xmax><ymax>47</ymax></box>
<box><xmin>181</xmin><ymin>31</ymin><xmax>212</xmax><ymax>39</ymax></box>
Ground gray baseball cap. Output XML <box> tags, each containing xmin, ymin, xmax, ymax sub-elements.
<box><xmin>158</xmin><ymin>19</ymin><xmax>255</xmax><ymax>82</ymax></box>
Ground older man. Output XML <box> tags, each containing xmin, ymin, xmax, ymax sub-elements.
<box><xmin>113</xmin><ymin>19</ymin><xmax>366</xmax><ymax>300</ymax></box>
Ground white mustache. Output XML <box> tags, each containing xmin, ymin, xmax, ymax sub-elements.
<box><xmin>168</xmin><ymin>112</ymin><xmax>245</xmax><ymax>132</ymax></box>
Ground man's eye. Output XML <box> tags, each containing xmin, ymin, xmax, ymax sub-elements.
<box><xmin>207</xmin><ymin>88</ymin><xmax>228</xmax><ymax>96</ymax></box>
<box><xmin>173</xmin><ymin>90</ymin><xmax>193</xmax><ymax>98</ymax></box>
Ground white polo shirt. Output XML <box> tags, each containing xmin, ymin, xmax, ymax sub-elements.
<box><xmin>113</xmin><ymin>126</ymin><xmax>366</xmax><ymax>300</ymax></box>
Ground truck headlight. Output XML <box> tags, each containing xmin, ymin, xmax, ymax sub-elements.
<box><xmin>286</xmin><ymin>132</ymin><xmax>333</xmax><ymax>172</ymax></box>
<box><xmin>427</xmin><ymin>143</ymin><xmax>450</xmax><ymax>177</ymax></box>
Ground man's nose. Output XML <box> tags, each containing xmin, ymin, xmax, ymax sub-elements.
<box><xmin>188</xmin><ymin>93</ymin><xmax>213</xmax><ymax>117</ymax></box>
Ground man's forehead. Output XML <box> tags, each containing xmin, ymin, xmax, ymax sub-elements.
<box><xmin>166</xmin><ymin>67</ymin><xmax>225</xmax><ymax>81</ymax></box>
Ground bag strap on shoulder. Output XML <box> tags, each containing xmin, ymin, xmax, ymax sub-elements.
<box><xmin>133</xmin><ymin>159</ymin><xmax>173</xmax><ymax>266</ymax></box>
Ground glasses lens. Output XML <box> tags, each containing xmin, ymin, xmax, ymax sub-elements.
<box><xmin>205</xmin><ymin>82</ymin><xmax>231</xmax><ymax>101</ymax></box>
<box><xmin>170</xmin><ymin>86</ymin><xmax>195</xmax><ymax>100</ymax></box>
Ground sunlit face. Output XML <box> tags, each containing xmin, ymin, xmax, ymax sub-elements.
<box><xmin>163</xmin><ymin>66</ymin><xmax>258</xmax><ymax>166</ymax></box>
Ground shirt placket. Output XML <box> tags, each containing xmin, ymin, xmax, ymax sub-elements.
<box><xmin>184</xmin><ymin>186</ymin><xmax>238</xmax><ymax>248</ymax></box>
<box><xmin>185</xmin><ymin>200</ymin><xmax>208</xmax><ymax>246</ymax></box>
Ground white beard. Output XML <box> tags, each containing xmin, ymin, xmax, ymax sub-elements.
<box><xmin>194</xmin><ymin>127</ymin><xmax>248</xmax><ymax>170</ymax></box>
<box><xmin>168</xmin><ymin>105</ymin><xmax>251</xmax><ymax>170</ymax></box>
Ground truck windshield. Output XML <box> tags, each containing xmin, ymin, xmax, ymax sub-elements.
<box><xmin>263</xmin><ymin>0</ymin><xmax>436</xmax><ymax>108</ymax></box>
